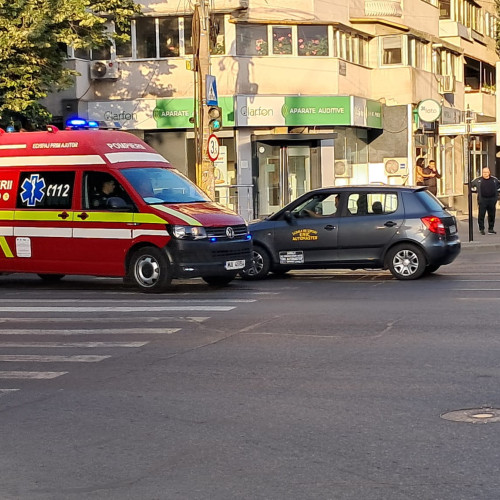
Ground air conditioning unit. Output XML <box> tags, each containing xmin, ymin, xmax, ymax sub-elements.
<box><xmin>89</xmin><ymin>60</ymin><xmax>119</xmax><ymax>80</ymax></box>
<box><xmin>438</xmin><ymin>75</ymin><xmax>456</xmax><ymax>94</ymax></box>
<box><xmin>383</xmin><ymin>158</ymin><xmax>408</xmax><ymax>175</ymax></box>
<box><xmin>334</xmin><ymin>159</ymin><xmax>351</xmax><ymax>178</ymax></box>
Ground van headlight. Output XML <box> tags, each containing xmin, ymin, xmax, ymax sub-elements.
<box><xmin>169</xmin><ymin>225</ymin><xmax>207</xmax><ymax>240</ymax></box>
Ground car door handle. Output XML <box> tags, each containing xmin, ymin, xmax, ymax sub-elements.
<box><xmin>384</xmin><ymin>221</ymin><xmax>397</xmax><ymax>227</ymax></box>
<box><xmin>324</xmin><ymin>225</ymin><xmax>336</xmax><ymax>231</ymax></box>
<box><xmin>77</xmin><ymin>212</ymin><xmax>89</xmax><ymax>220</ymax></box>
<box><xmin>57</xmin><ymin>211</ymin><xmax>69</xmax><ymax>220</ymax></box>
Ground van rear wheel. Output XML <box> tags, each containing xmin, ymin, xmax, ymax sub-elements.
<box><xmin>129</xmin><ymin>246</ymin><xmax>171</xmax><ymax>293</ymax></box>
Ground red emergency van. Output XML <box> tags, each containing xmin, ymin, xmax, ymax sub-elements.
<box><xmin>0</xmin><ymin>127</ymin><xmax>252</xmax><ymax>292</ymax></box>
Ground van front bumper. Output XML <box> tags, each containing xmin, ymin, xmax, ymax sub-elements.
<box><xmin>166</xmin><ymin>238</ymin><xmax>253</xmax><ymax>279</ymax></box>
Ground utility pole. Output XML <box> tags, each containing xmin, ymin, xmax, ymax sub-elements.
<box><xmin>192</xmin><ymin>0</ymin><xmax>215</xmax><ymax>199</ymax></box>
<box><xmin>465</xmin><ymin>106</ymin><xmax>473</xmax><ymax>242</ymax></box>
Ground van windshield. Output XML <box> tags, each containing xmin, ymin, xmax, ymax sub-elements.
<box><xmin>121</xmin><ymin>167</ymin><xmax>210</xmax><ymax>204</ymax></box>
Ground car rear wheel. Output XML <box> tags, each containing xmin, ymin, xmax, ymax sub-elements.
<box><xmin>128</xmin><ymin>246</ymin><xmax>171</xmax><ymax>292</ymax></box>
<box><xmin>240</xmin><ymin>246</ymin><xmax>271</xmax><ymax>280</ymax></box>
<box><xmin>203</xmin><ymin>273</ymin><xmax>237</xmax><ymax>286</ymax></box>
<box><xmin>37</xmin><ymin>274</ymin><xmax>65</xmax><ymax>281</ymax></box>
<box><xmin>387</xmin><ymin>244</ymin><xmax>426</xmax><ymax>280</ymax></box>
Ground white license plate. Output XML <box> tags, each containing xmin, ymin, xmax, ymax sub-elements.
<box><xmin>449</xmin><ymin>224</ymin><xmax>456</xmax><ymax>234</ymax></box>
<box><xmin>279</xmin><ymin>250</ymin><xmax>304</xmax><ymax>264</ymax></box>
<box><xmin>225</xmin><ymin>259</ymin><xmax>246</xmax><ymax>270</ymax></box>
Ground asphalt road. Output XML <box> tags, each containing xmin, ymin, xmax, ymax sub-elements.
<box><xmin>1</xmin><ymin>252</ymin><xmax>500</xmax><ymax>500</ymax></box>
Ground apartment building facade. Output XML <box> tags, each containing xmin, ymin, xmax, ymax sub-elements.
<box><xmin>44</xmin><ymin>0</ymin><xmax>499</xmax><ymax>219</ymax></box>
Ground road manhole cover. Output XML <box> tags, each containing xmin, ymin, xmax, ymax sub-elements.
<box><xmin>441</xmin><ymin>407</ymin><xmax>500</xmax><ymax>424</ymax></box>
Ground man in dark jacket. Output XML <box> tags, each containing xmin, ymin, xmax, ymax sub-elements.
<box><xmin>471</xmin><ymin>167</ymin><xmax>500</xmax><ymax>235</ymax></box>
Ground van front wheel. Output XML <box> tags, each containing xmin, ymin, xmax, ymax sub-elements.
<box><xmin>129</xmin><ymin>247</ymin><xmax>172</xmax><ymax>293</ymax></box>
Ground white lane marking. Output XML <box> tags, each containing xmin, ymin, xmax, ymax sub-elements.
<box><xmin>0</xmin><ymin>306</ymin><xmax>234</xmax><ymax>312</ymax></box>
<box><xmin>0</xmin><ymin>342</ymin><xmax>148</xmax><ymax>348</ymax></box>
<box><xmin>0</xmin><ymin>299</ymin><xmax>255</xmax><ymax>303</ymax></box>
<box><xmin>0</xmin><ymin>355</ymin><xmax>110</xmax><ymax>362</ymax></box>
<box><xmin>0</xmin><ymin>371</ymin><xmax>67</xmax><ymax>379</ymax></box>
<box><xmin>455</xmin><ymin>289</ymin><xmax>500</xmax><ymax>291</ymax></box>
<box><xmin>0</xmin><ymin>328</ymin><xmax>180</xmax><ymax>336</ymax></box>
<box><xmin>0</xmin><ymin>389</ymin><xmax>20</xmax><ymax>396</ymax></box>
<box><xmin>0</xmin><ymin>317</ymin><xmax>209</xmax><ymax>323</ymax></box>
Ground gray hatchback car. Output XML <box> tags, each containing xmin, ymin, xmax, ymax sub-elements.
<box><xmin>242</xmin><ymin>185</ymin><xmax>461</xmax><ymax>280</ymax></box>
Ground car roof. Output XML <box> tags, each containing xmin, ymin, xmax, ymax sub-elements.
<box><xmin>308</xmin><ymin>185</ymin><xmax>424</xmax><ymax>193</ymax></box>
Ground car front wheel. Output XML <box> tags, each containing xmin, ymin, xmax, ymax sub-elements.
<box><xmin>387</xmin><ymin>244</ymin><xmax>426</xmax><ymax>280</ymax></box>
<box><xmin>128</xmin><ymin>246</ymin><xmax>172</xmax><ymax>292</ymax></box>
<box><xmin>240</xmin><ymin>246</ymin><xmax>271</xmax><ymax>280</ymax></box>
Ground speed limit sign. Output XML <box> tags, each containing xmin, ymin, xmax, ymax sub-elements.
<box><xmin>207</xmin><ymin>134</ymin><xmax>220</xmax><ymax>162</ymax></box>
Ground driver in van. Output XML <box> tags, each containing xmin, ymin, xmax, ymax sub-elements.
<box><xmin>91</xmin><ymin>178</ymin><xmax>117</xmax><ymax>208</ymax></box>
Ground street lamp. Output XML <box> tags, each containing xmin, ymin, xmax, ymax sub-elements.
<box><xmin>465</xmin><ymin>106</ymin><xmax>473</xmax><ymax>242</ymax></box>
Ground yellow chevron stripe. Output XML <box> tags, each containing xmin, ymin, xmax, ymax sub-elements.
<box><xmin>133</xmin><ymin>213</ymin><xmax>166</xmax><ymax>224</ymax></box>
<box><xmin>153</xmin><ymin>205</ymin><xmax>201</xmax><ymax>226</ymax></box>
<box><xmin>0</xmin><ymin>236</ymin><xmax>13</xmax><ymax>258</ymax></box>
<box><xmin>0</xmin><ymin>211</ymin><xmax>15</xmax><ymax>221</ymax></box>
<box><xmin>14</xmin><ymin>211</ymin><xmax>74</xmax><ymax>222</ymax></box>
<box><xmin>74</xmin><ymin>212</ymin><xmax>134</xmax><ymax>223</ymax></box>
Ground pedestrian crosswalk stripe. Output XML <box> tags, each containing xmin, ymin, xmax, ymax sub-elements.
<box><xmin>0</xmin><ymin>389</ymin><xmax>19</xmax><ymax>396</ymax></box>
<box><xmin>0</xmin><ymin>355</ymin><xmax>111</xmax><ymax>362</ymax></box>
<box><xmin>0</xmin><ymin>328</ymin><xmax>180</xmax><ymax>336</ymax></box>
<box><xmin>0</xmin><ymin>299</ymin><xmax>256</xmax><ymax>303</ymax></box>
<box><xmin>0</xmin><ymin>306</ymin><xmax>234</xmax><ymax>312</ymax></box>
<box><xmin>0</xmin><ymin>317</ymin><xmax>209</xmax><ymax>324</ymax></box>
<box><xmin>0</xmin><ymin>371</ymin><xmax>67</xmax><ymax>379</ymax></box>
<box><xmin>0</xmin><ymin>341</ymin><xmax>149</xmax><ymax>348</ymax></box>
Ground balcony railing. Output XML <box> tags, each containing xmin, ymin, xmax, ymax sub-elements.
<box><xmin>365</xmin><ymin>0</ymin><xmax>403</xmax><ymax>16</ymax></box>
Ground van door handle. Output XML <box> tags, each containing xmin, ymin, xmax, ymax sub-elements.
<box><xmin>324</xmin><ymin>225</ymin><xmax>336</xmax><ymax>231</ymax></box>
<box><xmin>384</xmin><ymin>221</ymin><xmax>397</xmax><ymax>227</ymax></box>
<box><xmin>58</xmin><ymin>211</ymin><xmax>69</xmax><ymax>220</ymax></box>
<box><xmin>77</xmin><ymin>212</ymin><xmax>89</xmax><ymax>220</ymax></box>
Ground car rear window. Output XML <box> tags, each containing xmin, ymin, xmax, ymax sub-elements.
<box><xmin>414</xmin><ymin>190</ymin><xmax>445</xmax><ymax>211</ymax></box>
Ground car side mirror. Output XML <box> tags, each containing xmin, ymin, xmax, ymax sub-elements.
<box><xmin>284</xmin><ymin>210</ymin><xmax>293</xmax><ymax>222</ymax></box>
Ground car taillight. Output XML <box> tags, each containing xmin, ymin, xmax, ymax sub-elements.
<box><xmin>421</xmin><ymin>216</ymin><xmax>446</xmax><ymax>235</ymax></box>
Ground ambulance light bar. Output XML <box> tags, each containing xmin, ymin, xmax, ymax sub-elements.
<box><xmin>65</xmin><ymin>118</ymin><xmax>121</xmax><ymax>130</ymax></box>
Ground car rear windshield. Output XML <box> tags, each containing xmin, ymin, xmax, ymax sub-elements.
<box><xmin>121</xmin><ymin>167</ymin><xmax>210</xmax><ymax>204</ymax></box>
<box><xmin>414</xmin><ymin>190</ymin><xmax>445</xmax><ymax>211</ymax></box>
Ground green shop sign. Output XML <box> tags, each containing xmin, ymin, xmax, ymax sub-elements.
<box><xmin>153</xmin><ymin>97</ymin><xmax>235</xmax><ymax>129</ymax></box>
<box><xmin>235</xmin><ymin>96</ymin><xmax>382</xmax><ymax>128</ymax></box>
<box><xmin>281</xmin><ymin>96</ymin><xmax>351</xmax><ymax>126</ymax></box>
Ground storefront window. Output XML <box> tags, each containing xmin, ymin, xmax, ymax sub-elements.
<box><xmin>236</xmin><ymin>25</ymin><xmax>268</xmax><ymax>56</ymax></box>
<box><xmin>297</xmin><ymin>26</ymin><xmax>328</xmax><ymax>56</ymax></box>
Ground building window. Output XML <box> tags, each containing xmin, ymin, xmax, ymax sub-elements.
<box><xmin>236</xmin><ymin>25</ymin><xmax>268</xmax><ymax>56</ymax></box>
<box><xmin>298</xmin><ymin>26</ymin><xmax>328</xmax><ymax>56</ymax></box>
<box><xmin>272</xmin><ymin>27</ymin><xmax>293</xmax><ymax>55</ymax></box>
<box><xmin>439</xmin><ymin>0</ymin><xmax>451</xmax><ymax>19</ymax></box>
<box><xmin>136</xmin><ymin>17</ymin><xmax>157</xmax><ymax>59</ymax></box>
<box><xmin>381</xmin><ymin>36</ymin><xmax>402</xmax><ymax>65</ymax></box>
<box><xmin>408</xmin><ymin>37</ymin><xmax>427</xmax><ymax>70</ymax></box>
<box><xmin>159</xmin><ymin>18</ymin><xmax>179</xmax><ymax>57</ymax></box>
<box><xmin>116</xmin><ymin>21</ymin><xmax>132</xmax><ymax>58</ymax></box>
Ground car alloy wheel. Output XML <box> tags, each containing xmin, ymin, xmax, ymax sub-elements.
<box><xmin>387</xmin><ymin>244</ymin><xmax>426</xmax><ymax>280</ymax></box>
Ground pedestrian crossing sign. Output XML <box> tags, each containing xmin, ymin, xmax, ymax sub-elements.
<box><xmin>206</xmin><ymin>75</ymin><xmax>218</xmax><ymax>106</ymax></box>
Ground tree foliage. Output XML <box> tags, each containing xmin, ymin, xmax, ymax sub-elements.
<box><xmin>0</xmin><ymin>0</ymin><xmax>140</xmax><ymax>129</ymax></box>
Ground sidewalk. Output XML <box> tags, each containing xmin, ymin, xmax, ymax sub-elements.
<box><xmin>456</xmin><ymin>207</ymin><xmax>500</xmax><ymax>252</ymax></box>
